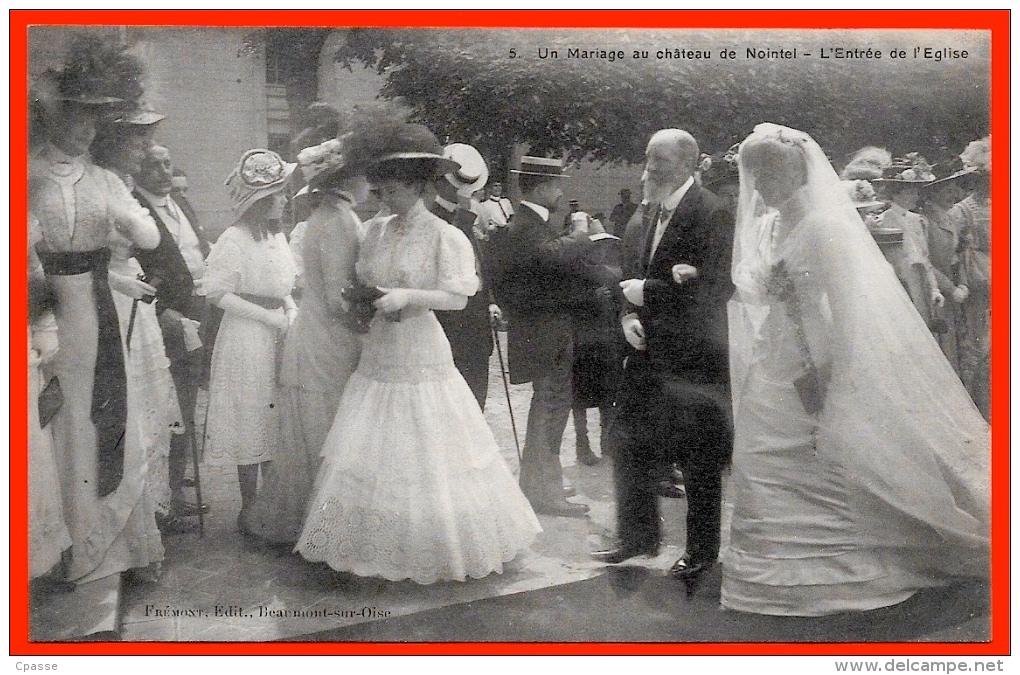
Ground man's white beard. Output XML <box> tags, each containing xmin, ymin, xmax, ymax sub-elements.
<box><xmin>643</xmin><ymin>177</ymin><xmax>678</xmax><ymax>206</ymax></box>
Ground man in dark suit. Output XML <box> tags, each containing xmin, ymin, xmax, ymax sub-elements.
<box><xmin>493</xmin><ymin>156</ymin><xmax>593</xmax><ymax>518</ymax></box>
<box><xmin>431</xmin><ymin>142</ymin><xmax>501</xmax><ymax>408</ymax></box>
<box><xmin>608</xmin><ymin>188</ymin><xmax>638</xmax><ymax>238</ymax></box>
<box><xmin>592</xmin><ymin>129</ymin><xmax>734</xmax><ymax>591</ymax></box>
<box><xmin>133</xmin><ymin>144</ymin><xmax>211</xmax><ymax>530</ymax></box>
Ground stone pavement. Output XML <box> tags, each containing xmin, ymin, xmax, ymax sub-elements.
<box><xmin>27</xmin><ymin>333</ymin><xmax>989</xmax><ymax>644</ymax></box>
<box><xmin>30</xmin><ymin>333</ymin><xmax>692</xmax><ymax>642</ymax></box>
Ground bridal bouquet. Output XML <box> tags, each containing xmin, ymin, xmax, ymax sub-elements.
<box><xmin>766</xmin><ymin>260</ymin><xmax>826</xmax><ymax>415</ymax></box>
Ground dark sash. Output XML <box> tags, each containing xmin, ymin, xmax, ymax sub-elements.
<box><xmin>37</xmin><ymin>248</ymin><xmax>126</xmax><ymax>497</ymax></box>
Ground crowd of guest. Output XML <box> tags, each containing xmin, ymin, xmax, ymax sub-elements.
<box><xmin>27</xmin><ymin>36</ymin><xmax>992</xmax><ymax>621</ymax></box>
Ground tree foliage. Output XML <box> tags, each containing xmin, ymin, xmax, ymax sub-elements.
<box><xmin>332</xmin><ymin>28</ymin><xmax>989</xmax><ymax>169</ymax></box>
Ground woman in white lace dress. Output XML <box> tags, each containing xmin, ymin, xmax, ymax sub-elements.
<box><xmin>204</xmin><ymin>150</ymin><xmax>297</xmax><ymax>532</ymax></box>
<box><xmin>29</xmin><ymin>72</ymin><xmax>164</xmax><ymax>586</ymax></box>
<box><xmin>296</xmin><ymin>125</ymin><xmax>540</xmax><ymax>583</ymax></box>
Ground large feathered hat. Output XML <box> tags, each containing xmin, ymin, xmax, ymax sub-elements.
<box><xmin>959</xmin><ymin>136</ymin><xmax>991</xmax><ymax>175</ymax></box>
<box><xmin>840</xmin><ymin>146</ymin><xmax>893</xmax><ymax>181</ymax></box>
<box><xmin>289</xmin><ymin>102</ymin><xmax>344</xmax><ymax>159</ymax></box>
<box><xmin>872</xmin><ymin>152</ymin><xmax>936</xmax><ymax>184</ymax></box>
<box><xmin>30</xmin><ymin>33</ymin><xmax>141</xmax><ymax>109</ymax></box>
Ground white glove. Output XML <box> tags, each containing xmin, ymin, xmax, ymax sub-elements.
<box><xmin>931</xmin><ymin>289</ymin><xmax>945</xmax><ymax>309</ymax></box>
<box><xmin>109</xmin><ymin>272</ymin><xmax>157</xmax><ymax>300</ymax></box>
<box><xmin>180</xmin><ymin>317</ymin><xmax>203</xmax><ymax>352</ymax></box>
<box><xmin>621</xmin><ymin>314</ymin><xmax>646</xmax><ymax>350</ymax></box>
<box><xmin>951</xmin><ymin>285</ymin><xmax>969</xmax><ymax>303</ymax></box>
<box><xmin>620</xmin><ymin>278</ymin><xmax>646</xmax><ymax>307</ymax></box>
<box><xmin>33</xmin><ymin>325</ymin><xmax>59</xmax><ymax>364</ymax></box>
<box><xmin>671</xmin><ymin>264</ymin><xmax>699</xmax><ymax>285</ymax></box>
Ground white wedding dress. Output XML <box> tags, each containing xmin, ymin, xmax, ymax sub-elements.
<box><xmin>722</xmin><ymin>124</ymin><xmax>990</xmax><ymax>616</ymax></box>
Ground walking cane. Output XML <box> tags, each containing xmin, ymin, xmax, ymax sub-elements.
<box><xmin>125</xmin><ymin>299</ymin><xmax>139</xmax><ymax>353</ymax></box>
<box><xmin>182</xmin><ymin>392</ymin><xmax>206</xmax><ymax>538</ymax></box>
<box><xmin>491</xmin><ymin>317</ymin><xmax>522</xmax><ymax>463</ymax></box>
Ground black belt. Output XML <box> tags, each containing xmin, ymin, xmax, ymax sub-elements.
<box><xmin>37</xmin><ymin>248</ymin><xmax>126</xmax><ymax>497</ymax></box>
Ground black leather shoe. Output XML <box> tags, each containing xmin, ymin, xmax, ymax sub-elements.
<box><xmin>657</xmin><ymin>480</ymin><xmax>687</xmax><ymax>499</ymax></box>
<box><xmin>577</xmin><ymin>444</ymin><xmax>602</xmax><ymax>466</ymax></box>
<box><xmin>669</xmin><ymin>555</ymin><xmax>715</xmax><ymax>598</ymax></box>
<box><xmin>531</xmin><ymin>500</ymin><xmax>590</xmax><ymax>518</ymax></box>
<box><xmin>590</xmin><ymin>542</ymin><xmax>659</xmax><ymax>564</ymax></box>
<box><xmin>170</xmin><ymin>499</ymin><xmax>210</xmax><ymax>518</ymax></box>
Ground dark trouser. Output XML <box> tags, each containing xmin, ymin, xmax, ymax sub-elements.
<box><xmin>610</xmin><ymin>353</ymin><xmax>731</xmax><ymax>563</ymax></box>
<box><xmin>572</xmin><ymin>403</ymin><xmax>613</xmax><ymax>449</ymax></box>
<box><xmin>438</xmin><ymin>309</ymin><xmax>493</xmax><ymax>410</ymax></box>
<box><xmin>518</xmin><ymin>336</ymin><xmax>574</xmax><ymax>506</ymax></box>
<box><xmin>160</xmin><ymin>297</ymin><xmax>208</xmax><ymax>494</ymax></box>
<box><xmin>448</xmin><ymin>333</ymin><xmax>492</xmax><ymax>410</ymax></box>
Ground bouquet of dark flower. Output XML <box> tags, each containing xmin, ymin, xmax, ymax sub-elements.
<box><xmin>341</xmin><ymin>283</ymin><xmax>385</xmax><ymax>334</ymax></box>
<box><xmin>766</xmin><ymin>260</ymin><xmax>826</xmax><ymax>415</ymax></box>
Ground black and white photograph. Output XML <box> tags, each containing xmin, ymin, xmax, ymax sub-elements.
<box><xmin>19</xmin><ymin>14</ymin><xmax>1001</xmax><ymax>651</ymax></box>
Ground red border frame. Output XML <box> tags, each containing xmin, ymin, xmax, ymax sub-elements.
<box><xmin>10</xmin><ymin>9</ymin><xmax>1009</xmax><ymax>657</ymax></box>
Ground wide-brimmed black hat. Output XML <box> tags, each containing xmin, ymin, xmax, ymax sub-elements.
<box><xmin>922</xmin><ymin>156</ymin><xmax>978</xmax><ymax>189</ymax></box>
<box><xmin>369</xmin><ymin>123</ymin><xmax>460</xmax><ymax>176</ymax></box>
<box><xmin>510</xmin><ymin>156</ymin><xmax>569</xmax><ymax>178</ymax></box>
<box><xmin>31</xmin><ymin>68</ymin><xmax>122</xmax><ymax>107</ymax></box>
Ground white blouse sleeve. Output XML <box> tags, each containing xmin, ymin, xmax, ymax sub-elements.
<box><xmin>436</xmin><ymin>223</ymin><xmax>480</xmax><ymax>297</ymax></box>
<box><xmin>203</xmin><ymin>228</ymin><xmax>245</xmax><ymax>303</ymax></box>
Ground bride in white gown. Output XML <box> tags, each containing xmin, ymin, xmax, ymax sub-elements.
<box><xmin>722</xmin><ymin>123</ymin><xmax>990</xmax><ymax>616</ymax></box>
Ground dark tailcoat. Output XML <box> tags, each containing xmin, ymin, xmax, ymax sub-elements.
<box><xmin>132</xmin><ymin>190</ymin><xmax>209</xmax><ymax>322</ymax></box>
<box><xmin>131</xmin><ymin>189</ymin><xmax>213</xmax><ymax>495</ymax></box>
<box><xmin>430</xmin><ymin>201</ymin><xmax>494</xmax><ymax>407</ymax></box>
<box><xmin>612</xmin><ymin>184</ymin><xmax>734</xmax><ymax>563</ymax></box>
<box><xmin>572</xmin><ymin>233</ymin><xmax>624</xmax><ymax>409</ymax></box>
<box><xmin>492</xmin><ymin>203</ymin><xmax>592</xmax><ymax>385</ymax></box>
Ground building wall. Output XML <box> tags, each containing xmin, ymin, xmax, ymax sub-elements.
<box><xmin>128</xmin><ymin>28</ymin><xmax>268</xmax><ymax>239</ymax></box>
<box><xmin>28</xmin><ymin>27</ymin><xmax>644</xmax><ymax>240</ymax></box>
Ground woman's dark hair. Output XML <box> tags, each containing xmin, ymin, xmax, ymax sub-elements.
<box><xmin>314</xmin><ymin>168</ymin><xmax>354</xmax><ymax>195</ymax></box>
<box><xmin>365</xmin><ymin>157</ymin><xmax>438</xmax><ymax>186</ymax></box>
<box><xmin>90</xmin><ymin>122</ymin><xmax>149</xmax><ymax>171</ymax></box>
<box><xmin>241</xmin><ymin>191</ymin><xmax>284</xmax><ymax>240</ymax></box>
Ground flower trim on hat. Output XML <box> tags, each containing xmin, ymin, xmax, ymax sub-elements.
<box><xmin>883</xmin><ymin>153</ymin><xmax>936</xmax><ymax>182</ymax></box>
<box><xmin>297</xmin><ymin>138</ymin><xmax>346</xmax><ymax>183</ymax></box>
<box><xmin>239</xmin><ymin>149</ymin><xmax>290</xmax><ymax>187</ymax></box>
<box><xmin>960</xmin><ymin>136</ymin><xmax>991</xmax><ymax>174</ymax></box>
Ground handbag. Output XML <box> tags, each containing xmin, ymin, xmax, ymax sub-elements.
<box><xmin>38</xmin><ymin>376</ymin><xmax>64</xmax><ymax>428</ymax></box>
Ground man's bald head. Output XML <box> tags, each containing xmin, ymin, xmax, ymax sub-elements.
<box><xmin>643</xmin><ymin>128</ymin><xmax>699</xmax><ymax>204</ymax></box>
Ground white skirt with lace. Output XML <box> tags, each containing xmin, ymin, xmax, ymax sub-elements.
<box><xmin>296</xmin><ymin>309</ymin><xmax>541</xmax><ymax>584</ymax></box>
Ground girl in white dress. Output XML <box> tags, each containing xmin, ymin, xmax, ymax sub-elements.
<box><xmin>204</xmin><ymin>150</ymin><xmax>297</xmax><ymax>532</ymax></box>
